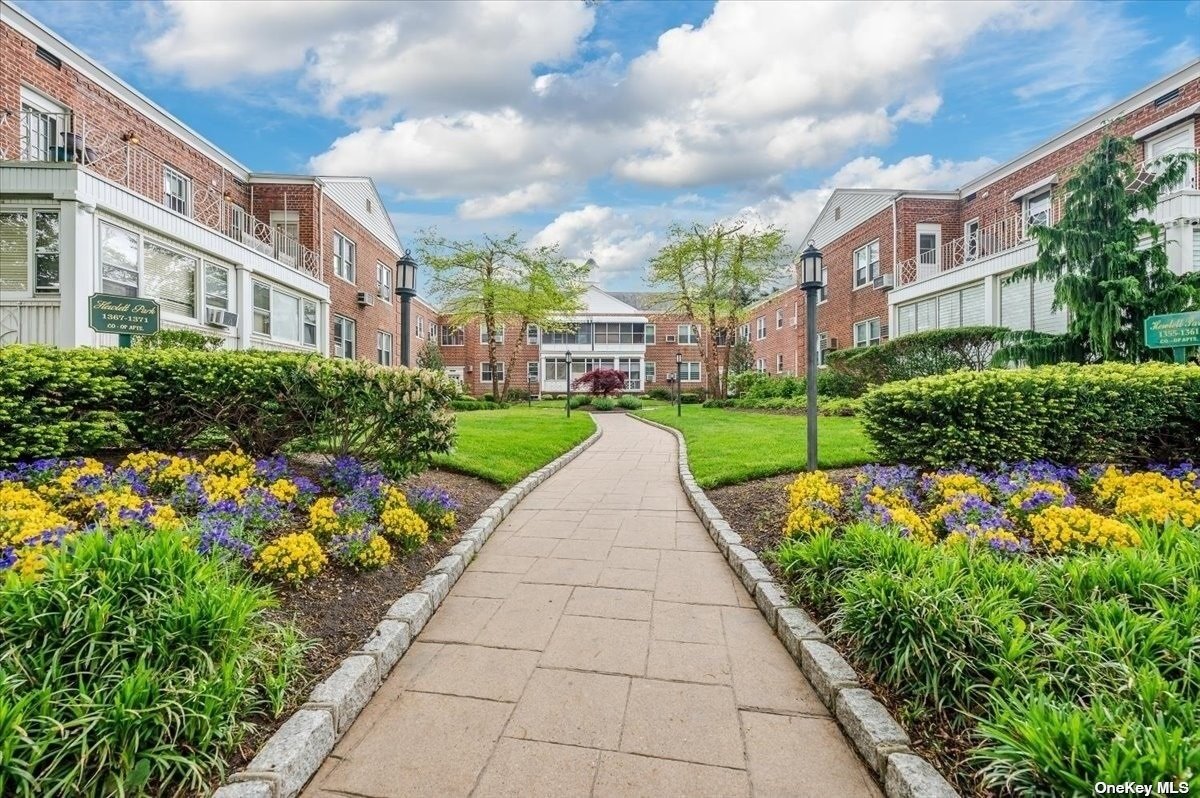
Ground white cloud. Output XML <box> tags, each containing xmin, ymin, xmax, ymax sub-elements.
<box><xmin>828</xmin><ymin>155</ymin><xmax>998</xmax><ymax>191</ymax></box>
<box><xmin>457</xmin><ymin>182</ymin><xmax>572</xmax><ymax>219</ymax></box>
<box><xmin>531</xmin><ymin>205</ymin><xmax>661</xmax><ymax>283</ymax></box>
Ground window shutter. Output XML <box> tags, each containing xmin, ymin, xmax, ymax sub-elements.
<box><xmin>916</xmin><ymin>299</ymin><xmax>937</xmax><ymax>332</ymax></box>
<box><xmin>1000</xmin><ymin>276</ymin><xmax>1032</xmax><ymax>330</ymax></box>
<box><xmin>961</xmin><ymin>284</ymin><xmax>985</xmax><ymax>326</ymax></box>
<box><xmin>898</xmin><ymin>305</ymin><xmax>916</xmax><ymax>336</ymax></box>
<box><xmin>0</xmin><ymin>212</ymin><xmax>29</xmax><ymax>292</ymax></box>
<box><xmin>937</xmin><ymin>293</ymin><xmax>960</xmax><ymax>329</ymax></box>
<box><xmin>143</xmin><ymin>241</ymin><xmax>196</xmax><ymax>316</ymax></box>
<box><xmin>1032</xmin><ymin>277</ymin><xmax>1066</xmax><ymax>333</ymax></box>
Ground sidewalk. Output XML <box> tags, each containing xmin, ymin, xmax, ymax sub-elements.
<box><xmin>303</xmin><ymin>413</ymin><xmax>880</xmax><ymax>798</ymax></box>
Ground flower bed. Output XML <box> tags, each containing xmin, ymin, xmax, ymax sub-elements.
<box><xmin>0</xmin><ymin>450</ymin><xmax>482</xmax><ymax>795</ymax></box>
<box><xmin>770</xmin><ymin>462</ymin><xmax>1200</xmax><ymax>795</ymax></box>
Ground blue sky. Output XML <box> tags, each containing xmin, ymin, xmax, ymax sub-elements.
<box><xmin>16</xmin><ymin>0</ymin><xmax>1200</xmax><ymax>289</ymax></box>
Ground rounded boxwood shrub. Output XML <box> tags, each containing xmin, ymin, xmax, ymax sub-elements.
<box><xmin>616</xmin><ymin>396</ymin><xmax>642</xmax><ymax>410</ymax></box>
<box><xmin>861</xmin><ymin>362</ymin><xmax>1200</xmax><ymax>468</ymax></box>
<box><xmin>592</xmin><ymin>397</ymin><xmax>617</xmax><ymax>411</ymax></box>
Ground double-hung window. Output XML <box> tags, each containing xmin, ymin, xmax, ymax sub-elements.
<box><xmin>739</xmin><ymin>323</ymin><xmax>750</xmax><ymax>342</ymax></box>
<box><xmin>163</xmin><ymin>166</ymin><xmax>191</xmax><ymax>216</ymax></box>
<box><xmin>333</xmin><ymin>232</ymin><xmax>356</xmax><ymax>283</ymax></box>
<box><xmin>441</xmin><ymin>325</ymin><xmax>465</xmax><ymax>346</ymax></box>
<box><xmin>481</xmin><ymin>324</ymin><xmax>505</xmax><ymax>343</ymax></box>
<box><xmin>644</xmin><ymin>361</ymin><xmax>656</xmax><ymax>383</ymax></box>
<box><xmin>1024</xmin><ymin>191</ymin><xmax>1052</xmax><ymax>231</ymax></box>
<box><xmin>100</xmin><ymin>222</ymin><xmax>140</xmax><ymax>297</ymax></box>
<box><xmin>526</xmin><ymin>324</ymin><xmax>539</xmax><ymax>344</ymax></box>
<box><xmin>677</xmin><ymin>324</ymin><xmax>699</xmax><ymax>345</ymax></box>
<box><xmin>776</xmin><ymin>353</ymin><xmax>784</xmax><ymax>373</ymax></box>
<box><xmin>776</xmin><ymin>309</ymin><xmax>784</xmax><ymax>329</ymax></box>
<box><xmin>416</xmin><ymin>316</ymin><xmax>424</xmax><ymax>339</ymax></box>
<box><xmin>0</xmin><ymin>209</ymin><xmax>60</xmax><ymax>295</ymax></box>
<box><xmin>644</xmin><ymin>323</ymin><xmax>656</xmax><ymax>344</ymax></box>
<box><xmin>818</xmin><ymin>265</ymin><xmax>828</xmax><ymax>302</ymax></box>
<box><xmin>756</xmin><ymin>316</ymin><xmax>766</xmax><ymax>340</ymax></box>
<box><xmin>818</xmin><ymin>332</ymin><xmax>830</xmax><ymax>366</ymax></box>
<box><xmin>854</xmin><ymin>318</ymin><xmax>881</xmax><ymax>348</ymax></box>
<box><xmin>204</xmin><ymin>264</ymin><xmax>231</xmax><ymax>312</ymax></box>
<box><xmin>527</xmin><ymin>361</ymin><xmax>539</xmax><ymax>381</ymax></box>
<box><xmin>853</xmin><ymin>240</ymin><xmax>881</xmax><ymax>287</ymax></box>
<box><xmin>754</xmin><ymin>358</ymin><xmax>766</xmax><ymax>374</ymax></box>
<box><xmin>377</xmin><ymin>331</ymin><xmax>393</xmax><ymax>366</ymax></box>
<box><xmin>377</xmin><ymin>262</ymin><xmax>393</xmax><ymax>301</ymax></box>
<box><xmin>252</xmin><ymin>280</ymin><xmax>316</xmax><ymax>346</ymax></box>
<box><xmin>142</xmin><ymin>240</ymin><xmax>197</xmax><ymax>317</ymax></box>
<box><xmin>480</xmin><ymin>361</ymin><xmax>505</xmax><ymax>382</ymax></box>
<box><xmin>333</xmin><ymin>315</ymin><xmax>356</xmax><ymax>359</ymax></box>
<box><xmin>680</xmin><ymin>361</ymin><xmax>702</xmax><ymax>382</ymax></box>
<box><xmin>618</xmin><ymin>357</ymin><xmax>642</xmax><ymax>390</ymax></box>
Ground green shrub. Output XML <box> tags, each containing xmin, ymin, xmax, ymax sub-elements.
<box><xmin>452</xmin><ymin>398</ymin><xmax>506</xmax><ymax>411</ymax></box>
<box><xmin>568</xmin><ymin>394</ymin><xmax>592</xmax><ymax>409</ymax></box>
<box><xmin>679</xmin><ymin>392</ymin><xmax>702</xmax><ymax>405</ymax></box>
<box><xmin>0</xmin><ymin>528</ymin><xmax>307</xmax><ymax>796</ymax></box>
<box><xmin>817</xmin><ymin>367</ymin><xmax>866</xmax><ymax>398</ymax></box>
<box><xmin>134</xmin><ymin>328</ymin><xmax>225</xmax><ymax>350</ymax></box>
<box><xmin>825</xmin><ymin>326</ymin><xmax>1011</xmax><ymax>396</ymax></box>
<box><xmin>646</xmin><ymin>386</ymin><xmax>672</xmax><ymax>401</ymax></box>
<box><xmin>592</xmin><ymin>397</ymin><xmax>617</xmax><ymax>411</ymax></box>
<box><xmin>861</xmin><ymin>362</ymin><xmax>1200</xmax><ymax>468</ymax></box>
<box><xmin>616</xmin><ymin>396</ymin><xmax>642</xmax><ymax>410</ymax></box>
<box><xmin>703</xmin><ymin>398</ymin><xmax>734</xmax><ymax>408</ymax></box>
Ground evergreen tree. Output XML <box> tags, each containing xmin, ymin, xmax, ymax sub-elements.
<box><xmin>999</xmin><ymin>134</ymin><xmax>1199</xmax><ymax>364</ymax></box>
<box><xmin>416</xmin><ymin>339</ymin><xmax>444</xmax><ymax>371</ymax></box>
<box><xmin>727</xmin><ymin>337</ymin><xmax>755</xmax><ymax>374</ymax></box>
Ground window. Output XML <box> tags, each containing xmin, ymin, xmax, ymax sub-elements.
<box><xmin>644</xmin><ymin>323</ymin><xmax>656</xmax><ymax>344</ymax></box>
<box><xmin>818</xmin><ymin>265</ymin><xmax>828</xmax><ymax>302</ymax></box>
<box><xmin>754</xmin><ymin>358</ymin><xmax>766</xmax><ymax>373</ymax></box>
<box><xmin>270</xmin><ymin>210</ymin><xmax>300</xmax><ymax>264</ymax></box>
<box><xmin>303</xmin><ymin>300</ymin><xmax>317</xmax><ymax>346</ymax></box>
<box><xmin>793</xmin><ymin>302</ymin><xmax>799</xmax><ymax>325</ymax></box>
<box><xmin>441</xmin><ymin>325</ymin><xmax>465</xmax><ymax>346</ymax></box>
<box><xmin>593</xmin><ymin>322</ymin><xmax>646</xmax><ymax>344</ymax></box>
<box><xmin>376</xmin><ymin>262</ymin><xmax>393</xmax><ymax>301</ymax></box>
<box><xmin>756</xmin><ymin>316</ymin><xmax>766</xmax><ymax>340</ymax></box>
<box><xmin>480</xmin><ymin>361</ymin><xmax>505</xmax><ymax>382</ymax></box>
<box><xmin>162</xmin><ymin>166</ymin><xmax>190</xmax><ymax>215</ymax></box>
<box><xmin>897</xmin><ymin>284</ymin><xmax>985</xmax><ymax>336</ymax></box>
<box><xmin>252</xmin><ymin>282</ymin><xmax>271</xmax><ymax>335</ymax></box>
<box><xmin>19</xmin><ymin>104</ymin><xmax>61</xmax><ymax>162</ymax></box>
<box><xmin>739</xmin><ymin>323</ymin><xmax>750</xmax><ymax>342</ymax></box>
<box><xmin>376</xmin><ymin>331</ymin><xmax>393</xmax><ymax>366</ymax></box>
<box><xmin>100</xmin><ymin>222</ymin><xmax>140</xmax><ymax>297</ymax></box>
<box><xmin>204</xmin><ymin>264</ymin><xmax>230</xmax><ymax>312</ymax></box>
<box><xmin>143</xmin><ymin>241</ymin><xmax>197</xmax><ymax>317</ymax></box>
<box><xmin>0</xmin><ymin>209</ymin><xmax>59</xmax><ymax>295</ymax></box>
<box><xmin>429</xmin><ymin>322</ymin><xmax>439</xmax><ymax>342</ymax></box>
<box><xmin>853</xmin><ymin>240</ymin><xmax>881</xmax><ymax>287</ymax></box>
<box><xmin>527</xmin><ymin>361</ymin><xmax>539</xmax><ymax>381</ymax></box>
<box><xmin>776</xmin><ymin>309</ymin><xmax>784</xmax><ymax>329</ymax></box>
<box><xmin>644</xmin><ymin>361</ymin><xmax>656</xmax><ymax>383</ymax></box>
<box><xmin>854</xmin><ymin>318</ymin><xmax>881</xmax><ymax>348</ymax></box>
<box><xmin>677</xmin><ymin>324</ymin><xmax>699</xmax><ymax>345</ymax></box>
<box><xmin>916</xmin><ymin>225</ymin><xmax>941</xmax><ymax>269</ymax></box>
<box><xmin>333</xmin><ymin>232</ymin><xmax>356</xmax><ymax>283</ymax></box>
<box><xmin>544</xmin><ymin>358</ymin><xmax>569</xmax><ymax>382</ymax></box>
<box><xmin>1146</xmin><ymin>124</ymin><xmax>1195</xmax><ymax>194</ymax></box>
<box><xmin>618</xmin><ymin>357</ymin><xmax>642</xmax><ymax>390</ymax></box>
<box><xmin>817</xmin><ymin>332</ymin><xmax>830</xmax><ymax>367</ymax></box>
<box><xmin>526</xmin><ymin>324</ymin><xmax>539</xmax><ymax>344</ymax></box>
<box><xmin>249</xmin><ymin>281</ymin><xmax>316</xmax><ymax>345</ymax></box>
<box><xmin>480</xmin><ymin>324</ymin><xmax>505</xmax><ymax>343</ymax></box>
<box><xmin>964</xmin><ymin>219</ymin><xmax>980</xmax><ymax>261</ymax></box>
<box><xmin>1025</xmin><ymin>191</ymin><xmax>1052</xmax><ymax>231</ymax></box>
<box><xmin>1000</xmin><ymin>274</ymin><xmax>1068</xmax><ymax>334</ymax></box>
<box><xmin>776</xmin><ymin>353</ymin><xmax>784</xmax><ymax>373</ymax></box>
<box><xmin>680</xmin><ymin>361</ymin><xmax>702</xmax><ymax>381</ymax></box>
<box><xmin>416</xmin><ymin>316</ymin><xmax>424</xmax><ymax>339</ymax></box>
<box><xmin>543</xmin><ymin>325</ymin><xmax>591</xmax><ymax>345</ymax></box>
<box><xmin>333</xmin><ymin>315</ymin><xmax>356</xmax><ymax>359</ymax></box>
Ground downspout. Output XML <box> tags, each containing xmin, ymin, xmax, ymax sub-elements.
<box><xmin>891</xmin><ymin>193</ymin><xmax>899</xmax><ymax>273</ymax></box>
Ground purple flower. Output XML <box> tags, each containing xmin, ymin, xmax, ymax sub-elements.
<box><xmin>255</xmin><ymin>456</ymin><xmax>290</xmax><ymax>482</ymax></box>
<box><xmin>0</xmin><ymin>547</ymin><xmax>16</xmax><ymax>570</ymax></box>
<box><xmin>196</xmin><ymin>516</ymin><xmax>254</xmax><ymax>560</ymax></box>
<box><xmin>411</xmin><ymin>486</ymin><xmax>459</xmax><ymax>512</ymax></box>
<box><xmin>939</xmin><ymin>494</ymin><xmax>1012</xmax><ymax>536</ymax></box>
<box><xmin>322</xmin><ymin>456</ymin><xmax>383</xmax><ymax>494</ymax></box>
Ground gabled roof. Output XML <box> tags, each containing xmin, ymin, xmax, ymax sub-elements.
<box><xmin>577</xmin><ymin>285</ymin><xmax>647</xmax><ymax>315</ymax></box>
<box><xmin>318</xmin><ymin>176</ymin><xmax>404</xmax><ymax>257</ymax></box>
<box><xmin>605</xmin><ymin>291</ymin><xmax>675</xmax><ymax>312</ymax></box>
<box><xmin>801</xmin><ymin>189</ymin><xmax>901</xmax><ymax>248</ymax></box>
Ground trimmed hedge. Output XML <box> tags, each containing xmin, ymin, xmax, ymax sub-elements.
<box><xmin>703</xmin><ymin>396</ymin><xmax>860</xmax><ymax>416</ymax></box>
<box><xmin>826</xmin><ymin>326</ymin><xmax>1011</xmax><ymax>397</ymax></box>
<box><xmin>861</xmin><ymin>362</ymin><xmax>1200</xmax><ymax>467</ymax></box>
<box><xmin>0</xmin><ymin>346</ymin><xmax>460</xmax><ymax>473</ymax></box>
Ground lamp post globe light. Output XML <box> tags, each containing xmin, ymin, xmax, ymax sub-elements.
<box><xmin>675</xmin><ymin>351</ymin><xmax>683</xmax><ymax>417</ymax></box>
<box><xmin>798</xmin><ymin>240</ymin><xmax>824</xmax><ymax>472</ymax></box>
<box><xmin>565</xmin><ymin>349</ymin><xmax>573</xmax><ymax>418</ymax></box>
<box><xmin>395</xmin><ymin>250</ymin><xmax>418</xmax><ymax>366</ymax></box>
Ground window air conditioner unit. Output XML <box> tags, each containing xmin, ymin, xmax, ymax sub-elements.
<box><xmin>206</xmin><ymin>308</ymin><xmax>238</xmax><ymax>328</ymax></box>
<box><xmin>665</xmin><ymin>334</ymin><xmax>676</xmax><ymax>343</ymax></box>
<box><xmin>872</xmin><ymin>274</ymin><xmax>895</xmax><ymax>291</ymax></box>
<box><xmin>357</xmin><ymin>291</ymin><xmax>374</xmax><ymax>307</ymax></box>
<box><xmin>880</xmin><ymin>324</ymin><xmax>890</xmax><ymax>339</ymax></box>
<box><xmin>823</xmin><ymin>337</ymin><xmax>838</xmax><ymax>351</ymax></box>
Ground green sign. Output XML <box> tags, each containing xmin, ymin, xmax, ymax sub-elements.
<box><xmin>88</xmin><ymin>294</ymin><xmax>160</xmax><ymax>336</ymax></box>
<box><xmin>1144</xmin><ymin>311</ymin><xmax>1200</xmax><ymax>364</ymax></box>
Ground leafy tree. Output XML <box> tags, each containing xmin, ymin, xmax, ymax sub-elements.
<box><xmin>998</xmin><ymin>134</ymin><xmax>1199</xmax><ymax>364</ymax></box>
<box><xmin>649</xmin><ymin>221</ymin><xmax>790</xmax><ymax>397</ymax></box>
<box><xmin>727</xmin><ymin>336</ymin><xmax>755</xmax><ymax>375</ymax></box>
<box><xmin>416</xmin><ymin>339</ymin><xmax>444</xmax><ymax>371</ymax></box>
<box><xmin>418</xmin><ymin>231</ymin><xmax>589</xmax><ymax>401</ymax></box>
<box><xmin>572</xmin><ymin>368</ymin><xmax>625</xmax><ymax>396</ymax></box>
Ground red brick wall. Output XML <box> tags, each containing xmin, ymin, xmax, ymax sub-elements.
<box><xmin>744</xmin><ymin>288</ymin><xmax>803</xmax><ymax>374</ymax></box>
<box><xmin>250</xmin><ymin>183</ymin><xmax>319</xmax><ymax>251</ymax></box>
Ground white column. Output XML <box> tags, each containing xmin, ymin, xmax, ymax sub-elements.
<box><xmin>58</xmin><ymin>199</ymin><xmax>97</xmax><ymax>348</ymax></box>
<box><xmin>318</xmin><ymin>299</ymin><xmax>330</xmax><ymax>356</ymax></box>
<box><xmin>235</xmin><ymin>265</ymin><xmax>253</xmax><ymax>351</ymax></box>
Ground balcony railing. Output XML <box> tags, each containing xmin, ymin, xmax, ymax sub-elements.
<box><xmin>896</xmin><ymin>209</ymin><xmax>1051</xmax><ymax>286</ymax></box>
<box><xmin>2</xmin><ymin>109</ymin><xmax>322</xmax><ymax>280</ymax></box>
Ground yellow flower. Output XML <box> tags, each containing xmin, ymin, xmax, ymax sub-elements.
<box><xmin>783</xmin><ymin>504</ymin><xmax>837</xmax><ymax>537</ymax></box>
<box><xmin>253</xmin><ymin>532</ymin><xmax>327</xmax><ymax>583</ymax></box>
<box><xmin>202</xmin><ymin>451</ymin><xmax>257</xmax><ymax>478</ymax></box>
<box><xmin>1094</xmin><ymin>467</ymin><xmax>1200</xmax><ymax>529</ymax></box>
<box><xmin>380</xmin><ymin>489</ymin><xmax>429</xmax><ymax>549</ymax></box>
<box><xmin>1028</xmin><ymin>506</ymin><xmax>1141</xmax><ymax>553</ymax></box>
<box><xmin>787</xmin><ymin>472</ymin><xmax>842</xmax><ymax>511</ymax></box>
<box><xmin>307</xmin><ymin>497</ymin><xmax>345</xmax><ymax>541</ymax></box>
<box><xmin>202</xmin><ymin>473</ymin><xmax>253</xmax><ymax>505</ymax></box>
<box><xmin>929</xmin><ymin>473</ymin><xmax>992</xmax><ymax>502</ymax></box>
<box><xmin>0</xmin><ymin>482</ymin><xmax>75</xmax><ymax>548</ymax></box>
<box><xmin>268</xmin><ymin>478</ymin><xmax>300</xmax><ymax>505</ymax></box>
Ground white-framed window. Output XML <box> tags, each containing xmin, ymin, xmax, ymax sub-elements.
<box><xmin>818</xmin><ymin>264</ymin><xmax>828</xmax><ymax>302</ymax></box>
<box><xmin>526</xmin><ymin>324</ymin><xmax>539</xmax><ymax>344</ymax></box>
<box><xmin>644</xmin><ymin>323</ymin><xmax>656</xmax><ymax>344</ymax></box>
<box><xmin>203</xmin><ymin>263</ymin><xmax>230</xmax><ymax>312</ymax></box>
<box><xmin>776</xmin><ymin>353</ymin><xmax>784</xmax><ymax>373</ymax></box>
<box><xmin>481</xmin><ymin>323</ymin><xmax>505</xmax><ymax>343</ymax></box>
<box><xmin>416</xmin><ymin>316</ymin><xmax>424</xmax><ymax>339</ymax></box>
<box><xmin>776</xmin><ymin>309</ymin><xmax>784</xmax><ymax>329</ymax></box>
<box><xmin>98</xmin><ymin>220</ymin><xmax>211</xmax><ymax>319</ymax></box>
<box><xmin>270</xmin><ymin>210</ymin><xmax>300</xmax><ymax>242</ymax></box>
<box><xmin>376</xmin><ymin>331</ymin><xmax>393</xmax><ymax>366</ymax></box>
<box><xmin>333</xmin><ymin>232</ymin><xmax>356</xmax><ymax>283</ymax></box>
<box><xmin>853</xmin><ymin>240</ymin><xmax>881</xmax><ymax>288</ymax></box>
<box><xmin>1024</xmin><ymin>191</ymin><xmax>1052</xmax><ymax>231</ymax></box>
<box><xmin>1146</xmin><ymin>123</ymin><xmax>1195</xmax><ymax>194</ymax></box>
<box><xmin>270</xmin><ymin>210</ymin><xmax>301</xmax><ymax>264</ymax></box>
<box><xmin>19</xmin><ymin>88</ymin><xmax>67</xmax><ymax>162</ymax></box>
<box><xmin>480</xmin><ymin>361</ymin><xmax>505</xmax><ymax>382</ymax></box>
<box><xmin>618</xmin><ymin>357</ymin><xmax>642</xmax><ymax>390</ymax></box>
<box><xmin>916</xmin><ymin>225</ymin><xmax>941</xmax><ymax>269</ymax></box>
<box><xmin>251</xmin><ymin>279</ymin><xmax>317</xmax><ymax>346</ymax></box>
<box><xmin>0</xmin><ymin>208</ymin><xmax>59</xmax><ymax>296</ymax></box>
<box><xmin>644</xmin><ymin>361</ymin><xmax>656</xmax><ymax>383</ymax></box>
<box><xmin>527</xmin><ymin>360</ymin><xmax>539</xmax><ymax>381</ymax></box>
<box><xmin>162</xmin><ymin>166</ymin><xmax>191</xmax><ymax>216</ymax></box>
<box><xmin>738</xmin><ymin>323</ymin><xmax>749</xmax><ymax>342</ymax></box>
<box><xmin>376</xmin><ymin>262</ymin><xmax>393</xmax><ymax>302</ymax></box>
<box><xmin>99</xmin><ymin>222</ymin><xmax>140</xmax><ymax>297</ymax></box>
<box><xmin>333</xmin><ymin>314</ymin><xmax>356</xmax><ymax>359</ymax></box>
<box><xmin>680</xmin><ymin>361</ymin><xmax>702</xmax><ymax>381</ymax></box>
<box><xmin>441</xmin><ymin>325</ymin><xmax>465</xmax><ymax>346</ymax></box>
<box><xmin>754</xmin><ymin>358</ymin><xmax>766</xmax><ymax>374</ymax></box>
<box><xmin>429</xmin><ymin>322</ymin><xmax>438</xmax><ymax>341</ymax></box>
<box><xmin>544</xmin><ymin>358</ymin><xmax>569</xmax><ymax>382</ymax></box>
<box><xmin>756</xmin><ymin>316</ymin><xmax>766</xmax><ymax>340</ymax></box>
<box><xmin>143</xmin><ymin>240</ymin><xmax>197</xmax><ymax>317</ymax></box>
<box><xmin>896</xmin><ymin>284</ymin><xmax>985</xmax><ymax>337</ymax></box>
<box><xmin>854</xmin><ymin>318</ymin><xmax>881</xmax><ymax>348</ymax></box>
<box><xmin>818</xmin><ymin>332</ymin><xmax>830</xmax><ymax>367</ymax></box>
<box><xmin>964</xmin><ymin>218</ymin><xmax>980</xmax><ymax>261</ymax></box>
<box><xmin>677</xmin><ymin>324</ymin><xmax>699</xmax><ymax>345</ymax></box>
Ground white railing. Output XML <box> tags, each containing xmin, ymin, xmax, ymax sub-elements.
<box><xmin>3</xmin><ymin>110</ymin><xmax>322</xmax><ymax>280</ymax></box>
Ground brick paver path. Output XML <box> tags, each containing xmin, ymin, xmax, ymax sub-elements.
<box><xmin>304</xmin><ymin>413</ymin><xmax>880</xmax><ymax>797</ymax></box>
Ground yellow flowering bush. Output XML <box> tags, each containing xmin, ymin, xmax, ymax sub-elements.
<box><xmin>201</xmin><ymin>473</ymin><xmax>255</xmax><ymax>505</ymax></box>
<box><xmin>380</xmin><ymin>487</ymin><xmax>429</xmax><ymax>549</ymax></box>
<box><xmin>267</xmin><ymin>478</ymin><xmax>300</xmax><ymax>505</ymax></box>
<box><xmin>253</xmin><ymin>532</ymin><xmax>327</xmax><ymax>583</ymax></box>
<box><xmin>0</xmin><ymin>482</ymin><xmax>74</xmax><ymax>547</ymax></box>
<box><xmin>329</xmin><ymin>530</ymin><xmax>394</xmax><ymax>571</ymax></box>
<box><xmin>788</xmin><ymin>472</ymin><xmax>842</xmax><ymax>511</ymax></box>
<box><xmin>927</xmin><ymin>473</ymin><xmax>992</xmax><ymax>502</ymax></box>
<box><xmin>307</xmin><ymin>497</ymin><xmax>348</xmax><ymax>542</ymax></box>
<box><xmin>1028</xmin><ymin>507</ymin><xmax>1141</xmax><ymax>554</ymax></box>
<box><xmin>784</xmin><ymin>503</ymin><xmax>838</xmax><ymax>537</ymax></box>
<box><xmin>202</xmin><ymin>451</ymin><xmax>257</xmax><ymax>478</ymax></box>
<box><xmin>1093</xmin><ymin>467</ymin><xmax>1200</xmax><ymax>528</ymax></box>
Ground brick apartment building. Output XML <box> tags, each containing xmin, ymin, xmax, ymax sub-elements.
<box><xmin>0</xmin><ymin>1</ymin><xmax>427</xmax><ymax>363</ymax></box>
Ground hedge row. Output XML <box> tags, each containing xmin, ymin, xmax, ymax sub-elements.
<box><xmin>825</xmin><ymin>326</ymin><xmax>1011</xmax><ymax>397</ymax></box>
<box><xmin>861</xmin><ymin>362</ymin><xmax>1200</xmax><ymax>468</ymax></box>
<box><xmin>0</xmin><ymin>346</ymin><xmax>461</xmax><ymax>473</ymax></box>
<box><xmin>702</xmin><ymin>396</ymin><xmax>860</xmax><ymax>416</ymax></box>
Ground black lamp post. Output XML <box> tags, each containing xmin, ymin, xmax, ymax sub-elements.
<box><xmin>395</xmin><ymin>250</ymin><xmax>418</xmax><ymax>366</ymax></box>
<box><xmin>675</xmin><ymin>351</ymin><xmax>683</xmax><ymax>417</ymax></box>
<box><xmin>565</xmin><ymin>350</ymin><xmax>573</xmax><ymax>418</ymax></box>
<box><xmin>527</xmin><ymin>373</ymin><xmax>533</xmax><ymax>408</ymax></box>
<box><xmin>798</xmin><ymin>240</ymin><xmax>824</xmax><ymax>472</ymax></box>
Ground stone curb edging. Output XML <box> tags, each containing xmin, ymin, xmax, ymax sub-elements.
<box><xmin>629</xmin><ymin>413</ymin><xmax>960</xmax><ymax>798</ymax></box>
<box><xmin>215</xmin><ymin>424</ymin><xmax>605</xmax><ymax>798</ymax></box>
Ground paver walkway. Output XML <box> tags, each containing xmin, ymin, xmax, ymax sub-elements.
<box><xmin>304</xmin><ymin>413</ymin><xmax>881</xmax><ymax>798</ymax></box>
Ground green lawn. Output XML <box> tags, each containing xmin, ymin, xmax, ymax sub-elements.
<box><xmin>432</xmin><ymin>407</ymin><xmax>596</xmax><ymax>486</ymax></box>
<box><xmin>635</xmin><ymin>406</ymin><xmax>875</xmax><ymax>487</ymax></box>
